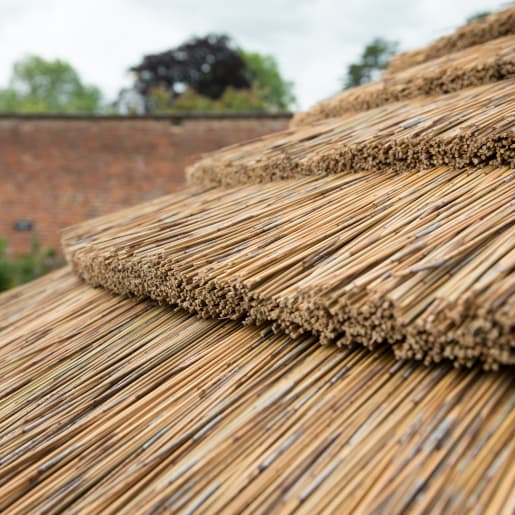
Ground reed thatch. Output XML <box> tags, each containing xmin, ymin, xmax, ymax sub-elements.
<box><xmin>63</xmin><ymin>165</ymin><xmax>515</xmax><ymax>369</ymax></box>
<box><xmin>292</xmin><ymin>35</ymin><xmax>515</xmax><ymax>127</ymax></box>
<box><xmin>187</xmin><ymin>80</ymin><xmax>514</xmax><ymax>188</ymax></box>
<box><xmin>387</xmin><ymin>6</ymin><xmax>515</xmax><ymax>73</ymax></box>
<box><xmin>0</xmin><ymin>268</ymin><xmax>513</xmax><ymax>513</ymax></box>
<box><xmin>1</xmin><ymin>14</ymin><xmax>514</xmax><ymax>511</ymax></box>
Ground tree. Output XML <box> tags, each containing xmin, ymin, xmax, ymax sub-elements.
<box><xmin>239</xmin><ymin>51</ymin><xmax>295</xmax><ymax>110</ymax></box>
<box><xmin>342</xmin><ymin>38</ymin><xmax>399</xmax><ymax>90</ymax></box>
<box><xmin>0</xmin><ymin>56</ymin><xmax>102</xmax><ymax>113</ymax></box>
<box><xmin>129</xmin><ymin>34</ymin><xmax>295</xmax><ymax>113</ymax></box>
<box><xmin>131</xmin><ymin>34</ymin><xmax>250</xmax><ymax>102</ymax></box>
<box><xmin>466</xmin><ymin>11</ymin><xmax>491</xmax><ymax>23</ymax></box>
<box><xmin>147</xmin><ymin>84</ymin><xmax>269</xmax><ymax>113</ymax></box>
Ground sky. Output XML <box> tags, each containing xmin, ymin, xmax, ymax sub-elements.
<box><xmin>0</xmin><ymin>0</ymin><xmax>508</xmax><ymax>110</ymax></box>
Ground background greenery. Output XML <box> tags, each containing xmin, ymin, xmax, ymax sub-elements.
<box><xmin>0</xmin><ymin>238</ymin><xmax>60</xmax><ymax>292</ymax></box>
<box><xmin>0</xmin><ymin>11</ymin><xmax>491</xmax><ymax>115</ymax></box>
<box><xmin>0</xmin><ymin>56</ymin><xmax>103</xmax><ymax>113</ymax></box>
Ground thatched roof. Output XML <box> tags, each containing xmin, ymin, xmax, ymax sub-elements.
<box><xmin>0</xmin><ymin>268</ymin><xmax>513</xmax><ymax>512</ymax></box>
<box><xmin>387</xmin><ymin>6</ymin><xmax>515</xmax><ymax>73</ymax></box>
<box><xmin>1</xmin><ymin>10</ymin><xmax>514</xmax><ymax>512</ymax></box>
<box><xmin>187</xmin><ymin>80</ymin><xmax>514</xmax><ymax>188</ymax></box>
<box><xmin>292</xmin><ymin>35</ymin><xmax>515</xmax><ymax>127</ymax></box>
<box><xmin>64</xmin><ymin>165</ymin><xmax>514</xmax><ymax>369</ymax></box>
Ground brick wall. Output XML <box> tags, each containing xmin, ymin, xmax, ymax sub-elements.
<box><xmin>0</xmin><ymin>114</ymin><xmax>290</xmax><ymax>255</ymax></box>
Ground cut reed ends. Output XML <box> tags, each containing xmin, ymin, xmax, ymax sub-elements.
<box><xmin>0</xmin><ymin>268</ymin><xmax>513</xmax><ymax>513</ymax></box>
<box><xmin>63</xmin><ymin>166</ymin><xmax>515</xmax><ymax>369</ymax></box>
<box><xmin>186</xmin><ymin>80</ymin><xmax>515</xmax><ymax>189</ymax></box>
<box><xmin>387</xmin><ymin>6</ymin><xmax>515</xmax><ymax>73</ymax></box>
<box><xmin>292</xmin><ymin>36</ymin><xmax>515</xmax><ymax>127</ymax></box>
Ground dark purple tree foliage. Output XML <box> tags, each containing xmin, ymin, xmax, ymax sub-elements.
<box><xmin>131</xmin><ymin>34</ymin><xmax>250</xmax><ymax>100</ymax></box>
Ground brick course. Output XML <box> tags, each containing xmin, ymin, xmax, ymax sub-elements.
<box><xmin>0</xmin><ymin>114</ymin><xmax>290</xmax><ymax>254</ymax></box>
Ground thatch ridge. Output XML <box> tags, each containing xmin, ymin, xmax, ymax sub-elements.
<box><xmin>0</xmin><ymin>268</ymin><xmax>513</xmax><ymax>512</ymax></box>
<box><xmin>187</xmin><ymin>80</ymin><xmax>515</xmax><ymax>188</ymax></box>
<box><xmin>387</xmin><ymin>6</ymin><xmax>515</xmax><ymax>73</ymax></box>
<box><xmin>63</xmin><ymin>166</ymin><xmax>515</xmax><ymax>369</ymax></box>
<box><xmin>292</xmin><ymin>35</ymin><xmax>515</xmax><ymax>127</ymax></box>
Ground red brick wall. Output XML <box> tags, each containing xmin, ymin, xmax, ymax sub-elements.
<box><xmin>0</xmin><ymin>114</ymin><xmax>290</xmax><ymax>255</ymax></box>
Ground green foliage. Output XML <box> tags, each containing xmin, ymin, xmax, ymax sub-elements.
<box><xmin>0</xmin><ymin>55</ymin><xmax>102</xmax><ymax>113</ymax></box>
<box><xmin>149</xmin><ymin>84</ymin><xmax>269</xmax><ymax>113</ymax></box>
<box><xmin>140</xmin><ymin>37</ymin><xmax>295</xmax><ymax>113</ymax></box>
<box><xmin>0</xmin><ymin>237</ymin><xmax>58</xmax><ymax>292</ymax></box>
<box><xmin>342</xmin><ymin>38</ymin><xmax>399</xmax><ymax>90</ymax></box>
<box><xmin>147</xmin><ymin>87</ymin><xmax>173</xmax><ymax>113</ymax></box>
<box><xmin>466</xmin><ymin>11</ymin><xmax>491</xmax><ymax>23</ymax></box>
<box><xmin>0</xmin><ymin>240</ymin><xmax>11</xmax><ymax>292</ymax></box>
<box><xmin>239</xmin><ymin>51</ymin><xmax>296</xmax><ymax>110</ymax></box>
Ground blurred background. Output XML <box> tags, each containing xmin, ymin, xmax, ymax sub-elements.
<box><xmin>0</xmin><ymin>0</ymin><xmax>506</xmax><ymax>290</ymax></box>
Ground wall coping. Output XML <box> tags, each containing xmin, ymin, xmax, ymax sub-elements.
<box><xmin>0</xmin><ymin>112</ymin><xmax>293</xmax><ymax>121</ymax></box>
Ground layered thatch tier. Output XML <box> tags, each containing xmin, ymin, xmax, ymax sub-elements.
<box><xmin>387</xmin><ymin>6</ymin><xmax>515</xmax><ymax>73</ymax></box>
<box><xmin>292</xmin><ymin>36</ymin><xmax>515</xmax><ymax>127</ymax></box>
<box><xmin>187</xmin><ymin>80</ymin><xmax>514</xmax><ymax>188</ymax></box>
<box><xmin>0</xmin><ymin>268</ymin><xmax>513</xmax><ymax>513</ymax></box>
<box><xmin>63</xmin><ymin>166</ymin><xmax>515</xmax><ymax>369</ymax></box>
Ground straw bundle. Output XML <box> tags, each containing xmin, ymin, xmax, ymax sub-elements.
<box><xmin>387</xmin><ymin>6</ymin><xmax>515</xmax><ymax>74</ymax></box>
<box><xmin>63</xmin><ymin>165</ymin><xmax>515</xmax><ymax>369</ymax></box>
<box><xmin>292</xmin><ymin>36</ymin><xmax>515</xmax><ymax>127</ymax></box>
<box><xmin>187</xmin><ymin>80</ymin><xmax>514</xmax><ymax>188</ymax></box>
<box><xmin>0</xmin><ymin>268</ymin><xmax>513</xmax><ymax>513</ymax></box>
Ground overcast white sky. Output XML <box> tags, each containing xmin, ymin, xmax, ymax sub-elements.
<box><xmin>0</xmin><ymin>0</ymin><xmax>509</xmax><ymax>110</ymax></box>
